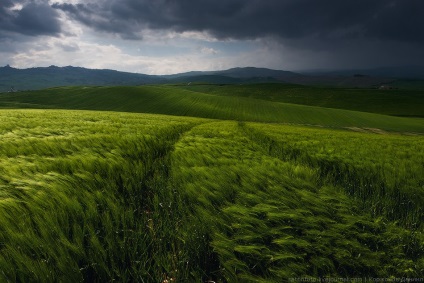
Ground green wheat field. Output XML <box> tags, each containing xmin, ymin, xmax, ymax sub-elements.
<box><xmin>0</xmin><ymin>84</ymin><xmax>423</xmax><ymax>282</ymax></box>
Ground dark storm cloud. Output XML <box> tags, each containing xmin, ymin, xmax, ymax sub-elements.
<box><xmin>52</xmin><ymin>0</ymin><xmax>424</xmax><ymax>43</ymax></box>
<box><xmin>51</xmin><ymin>2</ymin><xmax>141</xmax><ymax>39</ymax></box>
<box><xmin>0</xmin><ymin>0</ymin><xmax>62</xmax><ymax>38</ymax></box>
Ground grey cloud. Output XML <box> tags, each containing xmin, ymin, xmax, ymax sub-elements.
<box><xmin>55</xmin><ymin>42</ymin><xmax>80</xmax><ymax>52</ymax></box>
<box><xmin>0</xmin><ymin>37</ymin><xmax>20</xmax><ymax>53</ymax></box>
<box><xmin>52</xmin><ymin>0</ymin><xmax>424</xmax><ymax>43</ymax></box>
<box><xmin>52</xmin><ymin>2</ymin><xmax>143</xmax><ymax>39</ymax></box>
<box><xmin>365</xmin><ymin>1</ymin><xmax>424</xmax><ymax>42</ymax></box>
<box><xmin>0</xmin><ymin>0</ymin><xmax>62</xmax><ymax>38</ymax></box>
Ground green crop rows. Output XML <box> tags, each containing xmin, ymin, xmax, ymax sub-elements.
<box><xmin>0</xmin><ymin>83</ymin><xmax>423</xmax><ymax>281</ymax></box>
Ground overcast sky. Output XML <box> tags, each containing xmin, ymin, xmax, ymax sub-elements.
<box><xmin>1</xmin><ymin>0</ymin><xmax>423</xmax><ymax>74</ymax></box>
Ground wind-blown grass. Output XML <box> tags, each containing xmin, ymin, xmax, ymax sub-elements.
<box><xmin>0</xmin><ymin>104</ymin><xmax>423</xmax><ymax>281</ymax></box>
<box><xmin>171</xmin><ymin>121</ymin><xmax>424</xmax><ymax>280</ymax></box>
<box><xmin>0</xmin><ymin>110</ymin><xmax>205</xmax><ymax>281</ymax></box>
<box><xmin>241</xmin><ymin>123</ymin><xmax>424</xmax><ymax>228</ymax></box>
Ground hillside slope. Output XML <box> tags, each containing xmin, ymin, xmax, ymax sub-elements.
<box><xmin>0</xmin><ymin>85</ymin><xmax>423</xmax><ymax>132</ymax></box>
<box><xmin>176</xmin><ymin>83</ymin><xmax>424</xmax><ymax>117</ymax></box>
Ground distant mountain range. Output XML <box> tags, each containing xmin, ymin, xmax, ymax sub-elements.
<box><xmin>1</xmin><ymin>65</ymin><xmax>424</xmax><ymax>92</ymax></box>
<box><xmin>0</xmin><ymin>65</ymin><xmax>162</xmax><ymax>92</ymax></box>
<box><xmin>306</xmin><ymin>66</ymin><xmax>424</xmax><ymax>79</ymax></box>
<box><xmin>164</xmin><ymin>67</ymin><xmax>298</xmax><ymax>79</ymax></box>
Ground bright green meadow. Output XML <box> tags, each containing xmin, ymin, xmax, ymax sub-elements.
<box><xmin>0</xmin><ymin>85</ymin><xmax>423</xmax><ymax>132</ymax></box>
<box><xmin>0</xmin><ymin>83</ymin><xmax>423</xmax><ymax>281</ymax></box>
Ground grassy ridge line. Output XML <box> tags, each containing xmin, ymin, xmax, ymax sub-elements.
<box><xmin>241</xmin><ymin>122</ymin><xmax>424</xmax><ymax>228</ymax></box>
<box><xmin>170</xmin><ymin>121</ymin><xmax>423</xmax><ymax>280</ymax></box>
<box><xmin>0</xmin><ymin>85</ymin><xmax>423</xmax><ymax>132</ymax></box>
<box><xmin>0</xmin><ymin>110</ymin><xmax>207</xmax><ymax>282</ymax></box>
<box><xmin>176</xmin><ymin>83</ymin><xmax>424</xmax><ymax>117</ymax></box>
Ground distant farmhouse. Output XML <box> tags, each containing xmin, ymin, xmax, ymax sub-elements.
<box><xmin>378</xmin><ymin>85</ymin><xmax>393</xmax><ymax>90</ymax></box>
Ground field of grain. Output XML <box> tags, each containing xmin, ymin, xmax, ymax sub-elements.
<box><xmin>0</xmin><ymin>106</ymin><xmax>422</xmax><ymax>281</ymax></box>
<box><xmin>0</xmin><ymin>83</ymin><xmax>423</xmax><ymax>281</ymax></box>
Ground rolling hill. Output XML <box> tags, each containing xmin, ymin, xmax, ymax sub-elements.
<box><xmin>164</xmin><ymin>67</ymin><xmax>299</xmax><ymax>79</ymax></box>
<box><xmin>175</xmin><ymin>83</ymin><xmax>424</xmax><ymax>117</ymax></box>
<box><xmin>306</xmin><ymin>65</ymin><xmax>424</xmax><ymax>79</ymax></box>
<box><xmin>0</xmin><ymin>85</ymin><xmax>423</xmax><ymax>132</ymax></box>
